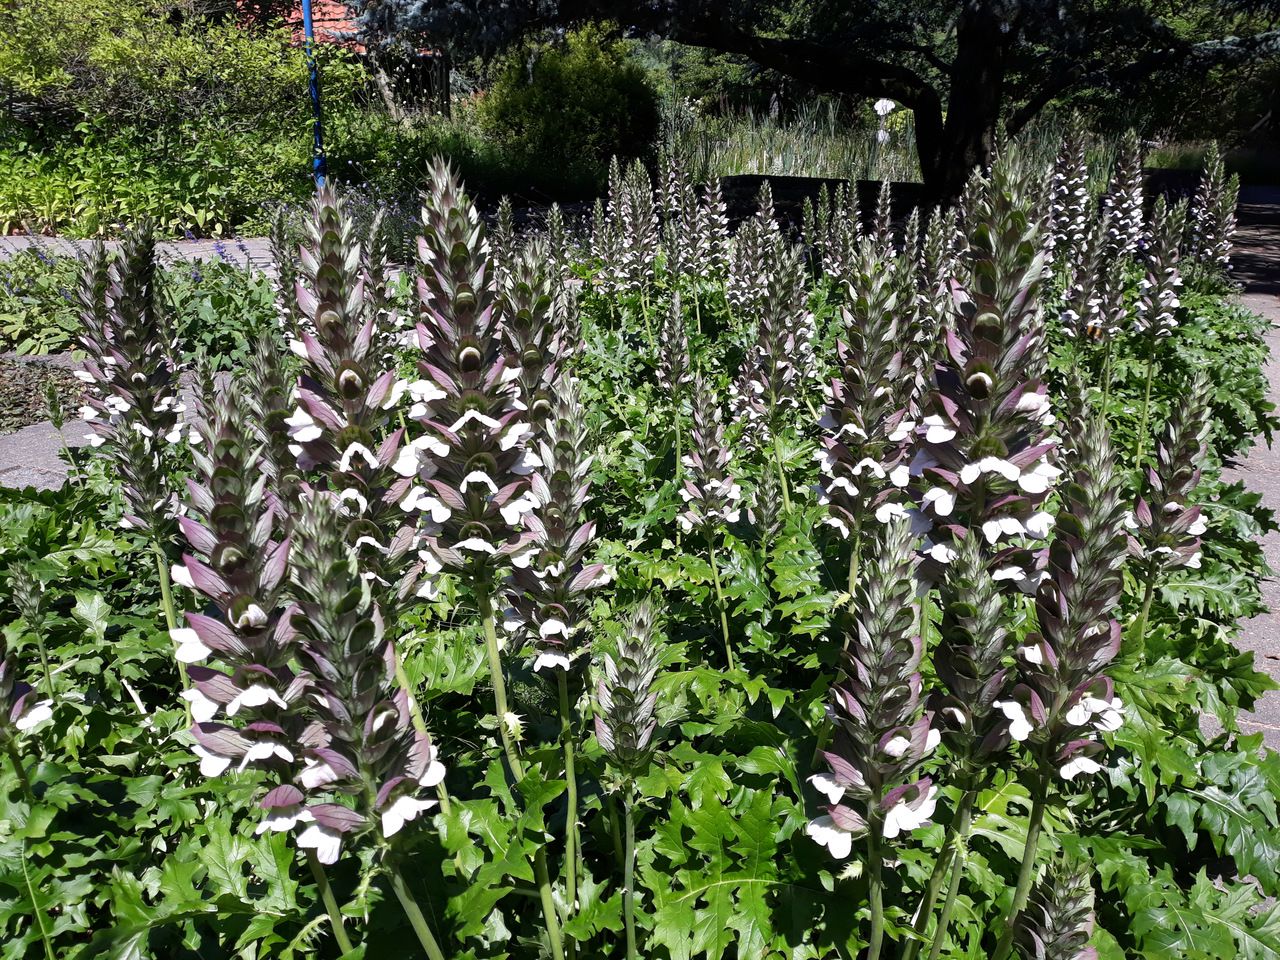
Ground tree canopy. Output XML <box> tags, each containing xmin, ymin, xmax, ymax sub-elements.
<box><xmin>349</xmin><ymin>0</ymin><xmax>1280</xmax><ymax>197</ymax></box>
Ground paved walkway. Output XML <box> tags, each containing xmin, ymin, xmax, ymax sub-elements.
<box><xmin>1221</xmin><ymin>186</ymin><xmax>1280</xmax><ymax>745</ymax></box>
<box><xmin>0</xmin><ymin>235</ymin><xmax>274</xmax><ymax>273</ymax></box>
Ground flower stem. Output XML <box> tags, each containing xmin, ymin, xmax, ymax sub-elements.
<box><xmin>20</xmin><ymin>838</ymin><xmax>55</xmax><ymax>960</ymax></box>
<box><xmin>388</xmin><ymin>861</ymin><xmax>447</xmax><ymax>960</ymax></box>
<box><xmin>477</xmin><ymin>584</ymin><xmax>566</xmax><ymax>960</ymax></box>
<box><xmin>5</xmin><ymin>739</ymin><xmax>35</xmax><ymax>803</ymax></box>
<box><xmin>706</xmin><ymin>536</ymin><xmax>735</xmax><ymax>670</ymax></box>
<box><xmin>866</xmin><ymin>829</ymin><xmax>885</xmax><ymax>960</ymax></box>
<box><xmin>1099</xmin><ymin>338</ymin><xmax>1114</xmax><ymax>411</ymax></box>
<box><xmin>1134</xmin><ymin>331</ymin><xmax>1158</xmax><ymax>467</ymax></box>
<box><xmin>772</xmin><ymin>432</ymin><xmax>792</xmax><ymax>513</ymax></box>
<box><xmin>1129</xmin><ymin>566</ymin><xmax>1158</xmax><ymax>658</ymax></box>
<box><xmin>903</xmin><ymin>789</ymin><xmax>975</xmax><ymax>960</ymax></box>
<box><xmin>925</xmin><ymin>796</ymin><xmax>975</xmax><ymax>960</ymax></box>
<box><xmin>674</xmin><ymin>394</ymin><xmax>684</xmax><ymax>551</ymax></box>
<box><xmin>390</xmin><ymin>652</ymin><xmax>451</xmax><ymax>816</ymax></box>
<box><xmin>991</xmin><ymin>776</ymin><xmax>1048</xmax><ymax>960</ymax></box>
<box><xmin>607</xmin><ymin>794</ymin><xmax>625</xmax><ymax>870</ymax></box>
<box><xmin>558</xmin><ymin>671</ymin><xmax>581</xmax><ymax>959</ymax></box>
<box><xmin>28</xmin><ymin>622</ymin><xmax>55</xmax><ymax>704</ymax></box>
<box><xmin>307</xmin><ymin>852</ymin><xmax>355</xmax><ymax>955</ymax></box>
<box><xmin>693</xmin><ymin>291</ymin><xmax>702</xmax><ymax>336</ymax></box>
<box><xmin>623</xmin><ymin>791</ymin><xmax>638</xmax><ymax>960</ymax></box>
<box><xmin>153</xmin><ymin>543</ymin><xmax>190</xmax><ymax>722</ymax></box>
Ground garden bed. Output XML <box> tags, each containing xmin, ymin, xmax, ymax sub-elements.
<box><xmin>0</xmin><ymin>352</ymin><xmax>80</xmax><ymax>435</ymax></box>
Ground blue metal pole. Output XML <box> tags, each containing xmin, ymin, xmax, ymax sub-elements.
<box><xmin>300</xmin><ymin>0</ymin><xmax>328</xmax><ymax>187</ymax></box>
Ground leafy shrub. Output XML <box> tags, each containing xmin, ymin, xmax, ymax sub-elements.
<box><xmin>0</xmin><ymin>250</ymin><xmax>80</xmax><ymax>354</ymax></box>
<box><xmin>480</xmin><ymin>25</ymin><xmax>660</xmax><ymax>195</ymax></box>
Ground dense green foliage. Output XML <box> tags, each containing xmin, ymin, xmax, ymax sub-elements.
<box><xmin>480</xmin><ymin>27</ymin><xmax>660</xmax><ymax>194</ymax></box>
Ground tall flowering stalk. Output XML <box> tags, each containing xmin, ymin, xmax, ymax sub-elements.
<box><xmin>991</xmin><ymin>411</ymin><xmax>1128</xmax><ymax>960</ymax></box>
<box><xmin>1</xmin><ymin>631</ymin><xmax>53</xmax><ymax>798</ymax></box>
<box><xmin>806</xmin><ymin>518</ymin><xmax>938</xmax><ymax>960</ymax></box>
<box><xmin>730</xmin><ymin>244</ymin><xmax>815</xmax><ymax>506</ymax></box>
<box><xmin>172</xmin><ymin>381</ymin><xmax>356</xmax><ymax>951</ymax></box>
<box><xmin>1127</xmin><ymin>373</ymin><xmax>1211</xmax><ymax>651</ymax></box>
<box><xmin>506</xmin><ymin>376</ymin><xmax>606</xmax><ymax>938</ymax></box>
<box><xmin>816</xmin><ymin>244</ymin><xmax>916</xmax><ymax>599</ymax></box>
<box><xmin>1133</xmin><ymin>197</ymin><xmax>1185</xmax><ymax>466</ymax></box>
<box><xmin>75</xmin><ymin>229</ymin><xmax>187</xmax><ymax>657</ymax></box>
<box><xmin>912</xmin><ymin>156</ymin><xmax>1059</xmax><ymax>588</ymax></box>
<box><xmin>594</xmin><ymin>600</ymin><xmax>664</xmax><ymax>960</ymax></box>
<box><xmin>1102</xmin><ymin>132</ymin><xmax>1144</xmax><ymax>260</ymax></box>
<box><xmin>1188</xmin><ymin>141</ymin><xmax>1239</xmax><ymax>273</ymax></box>
<box><xmin>1045</xmin><ymin>132</ymin><xmax>1090</xmax><ymax>270</ymax></box>
<box><xmin>242</xmin><ymin>337</ymin><xmax>303</xmax><ymax>518</ymax></box>
<box><xmin>289</xmin><ymin>495</ymin><xmax>448</xmax><ymax>960</ymax></box>
<box><xmin>679</xmin><ymin>373</ymin><xmax>743</xmax><ymax>668</ymax></box>
<box><xmin>500</xmin><ymin>238</ymin><xmax>564</xmax><ymax>435</ymax></box>
<box><xmin>397</xmin><ymin>160</ymin><xmax>563</xmax><ymax>959</ymax></box>
<box><xmin>727</xmin><ymin>182</ymin><xmax>781</xmax><ymax>323</ymax></box>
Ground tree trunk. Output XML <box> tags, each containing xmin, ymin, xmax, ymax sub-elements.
<box><xmin>919</xmin><ymin>4</ymin><xmax>1009</xmax><ymax>204</ymax></box>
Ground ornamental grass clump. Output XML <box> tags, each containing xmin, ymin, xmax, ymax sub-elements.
<box><xmin>594</xmin><ymin>599</ymin><xmax>665</xmax><ymax>960</ymax></box>
<box><xmin>807</xmin><ymin>518</ymin><xmax>938</xmax><ymax>960</ymax></box>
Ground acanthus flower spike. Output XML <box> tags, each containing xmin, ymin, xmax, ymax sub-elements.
<box><xmin>507</xmin><ymin>377</ymin><xmax>606</xmax><ymax>673</ymax></box>
<box><xmin>285</xmin><ymin>187</ymin><xmax>416</xmax><ymax>607</ymax></box>
<box><xmin>177</xmin><ymin>379</ymin><xmax>308</xmax><ymax>790</ymax></box>
<box><xmin>1012</xmin><ymin>858</ymin><xmax>1100</xmax><ymax>960</ymax></box>
<box><xmin>500</xmin><ymin>238</ymin><xmax>567</xmax><ymax>436</ymax></box>
<box><xmin>396</xmin><ymin>158</ymin><xmax>540</xmax><ymax>587</ymax></box>
<box><xmin>1102</xmin><ymin>131</ymin><xmax>1144</xmax><ymax>260</ymax></box>
<box><xmin>75</xmin><ymin>227</ymin><xmax>184</xmax><ymax>537</ymax></box>
<box><xmin>912</xmin><ymin>152</ymin><xmax>1060</xmax><ymax>590</ymax></box>
<box><xmin>1188</xmin><ymin>141</ymin><xmax>1239</xmax><ymax>274</ymax></box>
<box><xmin>679</xmin><ymin>373</ymin><xmax>743</xmax><ymax>536</ymax></box>
<box><xmin>808</xmin><ymin>517</ymin><xmax>939</xmax><ymax>861</ymax></box>
<box><xmin>289</xmin><ymin>495</ymin><xmax>445</xmax><ymax>864</ymax></box>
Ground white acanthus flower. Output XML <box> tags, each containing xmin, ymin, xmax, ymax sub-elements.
<box><xmin>921</xmin><ymin>415</ymin><xmax>956</xmax><ymax>443</ymax></box>
<box><xmin>533</xmin><ymin>650</ymin><xmax>572</xmax><ymax>672</ymax></box>
<box><xmin>283</xmin><ymin>408</ymin><xmax>323</xmax><ymax>443</ymax></box>
<box><xmin>226</xmin><ymin>683</ymin><xmax>289</xmax><ymax>717</ymax></box>
<box><xmin>297</xmin><ymin>824</ymin><xmax>343</xmax><ymax>864</ymax></box>
<box><xmin>171</xmin><ymin>627</ymin><xmax>212</xmax><ymax>664</ymax></box>
<box><xmin>1058</xmin><ymin>755</ymin><xmax>1102</xmax><ymax>780</ymax></box>
<box><xmin>994</xmin><ymin>700</ymin><xmax>1033</xmax><ymax>741</ymax></box>
<box><xmin>381</xmin><ymin>795</ymin><xmax>438</xmax><ymax>837</ymax></box>
<box><xmin>809</xmin><ymin>773</ymin><xmax>845</xmax><ymax>804</ymax></box>
<box><xmin>882</xmin><ymin>785</ymin><xmax>938</xmax><ymax>839</ymax></box>
<box><xmin>15</xmin><ymin>699</ymin><xmax>53</xmax><ymax>733</ymax></box>
<box><xmin>806</xmin><ymin>815</ymin><xmax>854</xmax><ymax>859</ymax></box>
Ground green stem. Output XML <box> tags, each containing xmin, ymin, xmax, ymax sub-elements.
<box><xmin>388</xmin><ymin>861</ymin><xmax>447</xmax><ymax>960</ymax></box>
<box><xmin>1130</xmin><ymin>566</ymin><xmax>1158</xmax><ymax>658</ymax></box>
<box><xmin>1099</xmin><ymin>338</ymin><xmax>1114</xmax><ymax>411</ymax></box>
<box><xmin>478</xmin><ymin>584</ymin><xmax>566</xmax><ymax>960</ymax></box>
<box><xmin>607</xmin><ymin>794</ymin><xmax>625</xmax><ymax>871</ymax></box>
<box><xmin>903</xmin><ymin>789</ymin><xmax>975</xmax><ymax>960</ymax></box>
<box><xmin>307</xmin><ymin>852</ymin><xmax>356</xmax><ymax>955</ymax></box>
<box><xmin>153</xmin><ymin>543</ymin><xmax>190</xmax><ymax>723</ymax></box>
<box><xmin>693</xmin><ymin>291</ymin><xmax>702</xmax><ymax>336</ymax></box>
<box><xmin>623</xmin><ymin>792</ymin><xmax>638</xmax><ymax>960</ymax></box>
<box><xmin>640</xmin><ymin>292</ymin><xmax>655</xmax><ymax>353</ymax></box>
<box><xmin>674</xmin><ymin>394</ymin><xmax>684</xmax><ymax>551</ymax></box>
<box><xmin>706</xmin><ymin>536</ymin><xmax>735</xmax><ymax>671</ymax></box>
<box><xmin>5</xmin><ymin>739</ymin><xmax>34</xmax><ymax>803</ymax></box>
<box><xmin>772</xmin><ymin>431</ymin><xmax>792</xmax><ymax>513</ymax></box>
<box><xmin>20</xmin><ymin>838</ymin><xmax>55</xmax><ymax>960</ymax></box>
<box><xmin>866</xmin><ymin>829</ymin><xmax>885</xmax><ymax>960</ymax></box>
<box><xmin>29</xmin><ymin>624</ymin><xmax>54</xmax><ymax>703</ymax></box>
<box><xmin>1134</xmin><ymin>332</ymin><xmax>1158</xmax><ymax>467</ymax></box>
<box><xmin>991</xmin><ymin>777</ymin><xmax>1048</xmax><ymax>960</ymax></box>
<box><xmin>558</xmin><ymin>672</ymin><xmax>581</xmax><ymax>959</ymax></box>
<box><xmin>924</xmin><ymin>796</ymin><xmax>975</xmax><ymax>960</ymax></box>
